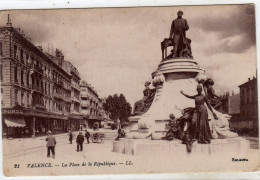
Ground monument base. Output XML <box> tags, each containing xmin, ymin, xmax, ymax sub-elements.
<box><xmin>113</xmin><ymin>137</ymin><xmax>250</xmax><ymax>156</ymax></box>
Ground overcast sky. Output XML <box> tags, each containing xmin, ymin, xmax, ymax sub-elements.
<box><xmin>0</xmin><ymin>4</ymin><xmax>257</xmax><ymax>106</ymax></box>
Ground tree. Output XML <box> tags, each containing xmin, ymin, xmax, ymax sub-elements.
<box><xmin>103</xmin><ymin>94</ymin><xmax>132</xmax><ymax>126</ymax></box>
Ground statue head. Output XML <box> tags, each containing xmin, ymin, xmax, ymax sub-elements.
<box><xmin>196</xmin><ymin>85</ymin><xmax>203</xmax><ymax>94</ymax></box>
<box><xmin>205</xmin><ymin>78</ymin><xmax>214</xmax><ymax>86</ymax></box>
<box><xmin>145</xmin><ymin>81</ymin><xmax>151</xmax><ymax>87</ymax></box>
<box><xmin>169</xmin><ymin>113</ymin><xmax>175</xmax><ymax>120</ymax></box>
<box><xmin>177</xmin><ymin>10</ymin><xmax>183</xmax><ymax>18</ymax></box>
<box><xmin>195</xmin><ymin>72</ymin><xmax>207</xmax><ymax>84</ymax></box>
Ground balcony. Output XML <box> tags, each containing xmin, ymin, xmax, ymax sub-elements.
<box><xmin>64</xmin><ymin>97</ymin><xmax>71</xmax><ymax>102</ymax></box>
<box><xmin>72</xmin><ymin>97</ymin><xmax>81</xmax><ymax>103</ymax></box>
<box><xmin>81</xmin><ymin>102</ymin><xmax>90</xmax><ymax>107</ymax></box>
<box><xmin>81</xmin><ymin>93</ymin><xmax>89</xmax><ymax>98</ymax></box>
<box><xmin>34</xmin><ymin>104</ymin><xmax>46</xmax><ymax>110</ymax></box>
<box><xmin>14</xmin><ymin>79</ymin><xmax>19</xmax><ymax>84</ymax></box>
<box><xmin>57</xmin><ymin>80</ymin><xmax>64</xmax><ymax>87</ymax></box>
<box><xmin>29</xmin><ymin>63</ymin><xmax>43</xmax><ymax>75</ymax></box>
<box><xmin>53</xmin><ymin>93</ymin><xmax>63</xmax><ymax>99</ymax></box>
<box><xmin>32</xmin><ymin>85</ymin><xmax>44</xmax><ymax>94</ymax></box>
<box><xmin>71</xmin><ymin>83</ymin><xmax>80</xmax><ymax>91</ymax></box>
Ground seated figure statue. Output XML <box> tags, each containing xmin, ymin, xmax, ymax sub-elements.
<box><xmin>132</xmin><ymin>81</ymin><xmax>156</xmax><ymax>116</ymax></box>
<box><xmin>204</xmin><ymin>78</ymin><xmax>222</xmax><ymax>111</ymax></box>
<box><xmin>195</xmin><ymin>73</ymin><xmax>238</xmax><ymax>139</ymax></box>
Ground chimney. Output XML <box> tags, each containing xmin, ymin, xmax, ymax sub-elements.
<box><xmin>37</xmin><ymin>46</ymin><xmax>43</xmax><ymax>51</ymax></box>
<box><xmin>232</xmin><ymin>90</ymin><xmax>234</xmax><ymax>96</ymax></box>
<box><xmin>26</xmin><ymin>36</ymin><xmax>31</xmax><ymax>41</ymax></box>
<box><xmin>55</xmin><ymin>49</ymin><xmax>60</xmax><ymax>58</ymax></box>
<box><xmin>20</xmin><ymin>30</ymin><xmax>25</xmax><ymax>37</ymax></box>
<box><xmin>248</xmin><ymin>78</ymin><xmax>251</xmax><ymax>81</ymax></box>
<box><xmin>6</xmin><ymin>14</ymin><xmax>12</xmax><ymax>26</ymax></box>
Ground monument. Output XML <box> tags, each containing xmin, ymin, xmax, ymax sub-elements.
<box><xmin>113</xmin><ymin>11</ymin><xmax>250</xmax><ymax>156</ymax></box>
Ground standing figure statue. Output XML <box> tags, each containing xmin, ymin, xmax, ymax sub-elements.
<box><xmin>169</xmin><ymin>10</ymin><xmax>191</xmax><ymax>58</ymax></box>
<box><xmin>132</xmin><ymin>81</ymin><xmax>156</xmax><ymax>116</ymax></box>
<box><xmin>180</xmin><ymin>85</ymin><xmax>218</xmax><ymax>144</ymax></box>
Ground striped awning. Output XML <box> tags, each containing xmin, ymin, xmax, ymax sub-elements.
<box><xmin>5</xmin><ymin>117</ymin><xmax>26</xmax><ymax>127</ymax></box>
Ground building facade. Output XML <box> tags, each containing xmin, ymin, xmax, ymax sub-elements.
<box><xmin>62</xmin><ymin>60</ymin><xmax>83</xmax><ymax>130</ymax></box>
<box><xmin>1</xmin><ymin>16</ymin><xmax>72</xmax><ymax>138</ymax></box>
<box><xmin>228</xmin><ymin>93</ymin><xmax>240</xmax><ymax>125</ymax></box>
<box><xmin>237</xmin><ymin>77</ymin><xmax>258</xmax><ymax>133</ymax></box>
<box><xmin>80</xmin><ymin>80</ymin><xmax>103</xmax><ymax>128</ymax></box>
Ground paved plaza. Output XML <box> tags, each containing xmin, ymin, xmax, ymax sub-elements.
<box><xmin>2</xmin><ymin>129</ymin><xmax>259</xmax><ymax>176</ymax></box>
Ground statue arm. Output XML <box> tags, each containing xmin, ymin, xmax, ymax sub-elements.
<box><xmin>185</xmin><ymin>19</ymin><xmax>189</xmax><ymax>31</ymax></box>
<box><xmin>209</xmin><ymin>86</ymin><xmax>219</xmax><ymax>98</ymax></box>
<box><xmin>169</xmin><ymin>21</ymin><xmax>174</xmax><ymax>38</ymax></box>
<box><xmin>204</xmin><ymin>96</ymin><xmax>218</xmax><ymax>119</ymax></box>
<box><xmin>180</xmin><ymin>91</ymin><xmax>196</xmax><ymax>99</ymax></box>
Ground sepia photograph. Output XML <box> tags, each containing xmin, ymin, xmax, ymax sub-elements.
<box><xmin>0</xmin><ymin>3</ymin><xmax>259</xmax><ymax>177</ymax></box>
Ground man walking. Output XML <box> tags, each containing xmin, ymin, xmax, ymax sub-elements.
<box><xmin>76</xmin><ymin>132</ymin><xmax>84</xmax><ymax>152</ymax></box>
<box><xmin>46</xmin><ymin>131</ymin><xmax>56</xmax><ymax>159</ymax></box>
<box><xmin>85</xmin><ymin>130</ymin><xmax>90</xmax><ymax>144</ymax></box>
<box><xmin>68</xmin><ymin>130</ymin><xmax>73</xmax><ymax>144</ymax></box>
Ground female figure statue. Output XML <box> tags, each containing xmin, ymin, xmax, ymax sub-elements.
<box><xmin>180</xmin><ymin>85</ymin><xmax>218</xmax><ymax>144</ymax></box>
<box><xmin>132</xmin><ymin>81</ymin><xmax>156</xmax><ymax>116</ymax></box>
<box><xmin>204</xmin><ymin>78</ymin><xmax>222</xmax><ymax>110</ymax></box>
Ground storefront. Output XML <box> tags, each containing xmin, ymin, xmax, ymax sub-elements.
<box><xmin>2</xmin><ymin>106</ymin><xmax>68</xmax><ymax>138</ymax></box>
<box><xmin>68</xmin><ymin>114</ymin><xmax>83</xmax><ymax>132</ymax></box>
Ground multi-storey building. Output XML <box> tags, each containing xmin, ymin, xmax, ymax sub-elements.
<box><xmin>1</xmin><ymin>16</ymin><xmax>71</xmax><ymax>138</ymax></box>
<box><xmin>62</xmin><ymin>60</ymin><xmax>83</xmax><ymax>130</ymax></box>
<box><xmin>228</xmin><ymin>93</ymin><xmax>240</xmax><ymax>126</ymax></box>
<box><xmin>80</xmin><ymin>80</ymin><xmax>103</xmax><ymax>128</ymax></box>
<box><xmin>237</xmin><ymin>76</ymin><xmax>258</xmax><ymax>133</ymax></box>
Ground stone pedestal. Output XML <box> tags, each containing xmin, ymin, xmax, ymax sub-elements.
<box><xmin>113</xmin><ymin>137</ymin><xmax>250</xmax><ymax>156</ymax></box>
<box><xmin>126</xmin><ymin>57</ymin><xmax>237</xmax><ymax>139</ymax></box>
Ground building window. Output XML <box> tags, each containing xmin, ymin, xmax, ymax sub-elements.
<box><xmin>21</xmin><ymin>70</ymin><xmax>24</xmax><ymax>85</ymax></box>
<box><xmin>20</xmin><ymin>49</ymin><xmax>24</xmax><ymax>63</ymax></box>
<box><xmin>1</xmin><ymin>88</ymin><xmax>3</xmax><ymax>105</ymax></box>
<box><xmin>14</xmin><ymin>66</ymin><xmax>18</xmax><ymax>83</ymax></box>
<box><xmin>0</xmin><ymin>64</ymin><xmax>3</xmax><ymax>81</ymax></box>
<box><xmin>0</xmin><ymin>41</ymin><xmax>2</xmax><ymax>56</ymax></box>
<box><xmin>27</xmin><ymin>94</ymin><xmax>30</xmax><ymax>107</ymax></box>
<box><xmin>27</xmin><ymin>72</ymin><xmax>30</xmax><ymax>88</ymax></box>
<box><xmin>14</xmin><ymin>45</ymin><xmax>18</xmax><ymax>58</ymax></box>
<box><xmin>14</xmin><ymin>89</ymin><xmax>18</xmax><ymax>104</ymax></box>
<box><xmin>26</xmin><ymin>53</ymin><xmax>29</xmax><ymax>63</ymax></box>
<box><xmin>21</xmin><ymin>92</ymin><xmax>24</xmax><ymax>106</ymax></box>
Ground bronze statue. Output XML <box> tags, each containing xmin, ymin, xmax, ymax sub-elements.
<box><xmin>132</xmin><ymin>81</ymin><xmax>156</xmax><ymax>116</ymax></box>
<box><xmin>204</xmin><ymin>78</ymin><xmax>223</xmax><ymax>111</ymax></box>
<box><xmin>180</xmin><ymin>85</ymin><xmax>218</xmax><ymax>144</ymax></box>
<box><xmin>161</xmin><ymin>10</ymin><xmax>192</xmax><ymax>60</ymax></box>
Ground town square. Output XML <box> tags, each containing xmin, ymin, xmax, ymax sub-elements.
<box><xmin>0</xmin><ymin>4</ymin><xmax>259</xmax><ymax>176</ymax></box>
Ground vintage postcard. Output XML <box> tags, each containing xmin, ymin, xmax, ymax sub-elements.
<box><xmin>0</xmin><ymin>4</ymin><xmax>259</xmax><ymax>177</ymax></box>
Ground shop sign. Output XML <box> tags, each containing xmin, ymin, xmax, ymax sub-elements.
<box><xmin>3</xmin><ymin>109</ymin><xmax>24</xmax><ymax>114</ymax></box>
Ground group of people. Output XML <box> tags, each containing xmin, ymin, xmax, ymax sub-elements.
<box><xmin>163</xmin><ymin>84</ymin><xmax>219</xmax><ymax>153</ymax></box>
<box><xmin>68</xmin><ymin>130</ymin><xmax>91</xmax><ymax>152</ymax></box>
<box><xmin>45</xmin><ymin>129</ymin><xmax>91</xmax><ymax>159</ymax></box>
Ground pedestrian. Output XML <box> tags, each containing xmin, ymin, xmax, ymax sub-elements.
<box><xmin>45</xmin><ymin>131</ymin><xmax>56</xmax><ymax>159</ymax></box>
<box><xmin>68</xmin><ymin>130</ymin><xmax>73</xmax><ymax>144</ymax></box>
<box><xmin>115</xmin><ymin>128</ymin><xmax>126</xmax><ymax>141</ymax></box>
<box><xmin>76</xmin><ymin>132</ymin><xmax>84</xmax><ymax>152</ymax></box>
<box><xmin>85</xmin><ymin>130</ymin><xmax>90</xmax><ymax>144</ymax></box>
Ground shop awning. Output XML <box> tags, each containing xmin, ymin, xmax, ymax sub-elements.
<box><xmin>5</xmin><ymin>117</ymin><xmax>26</xmax><ymax>127</ymax></box>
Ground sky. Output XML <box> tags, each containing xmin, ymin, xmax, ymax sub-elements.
<box><xmin>0</xmin><ymin>4</ymin><xmax>257</xmax><ymax>106</ymax></box>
